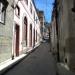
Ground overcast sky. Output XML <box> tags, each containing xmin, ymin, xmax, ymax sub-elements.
<box><xmin>34</xmin><ymin>0</ymin><xmax>54</xmax><ymax>23</ymax></box>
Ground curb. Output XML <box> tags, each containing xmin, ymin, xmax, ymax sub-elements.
<box><xmin>0</xmin><ymin>54</ymin><xmax>26</xmax><ymax>75</ymax></box>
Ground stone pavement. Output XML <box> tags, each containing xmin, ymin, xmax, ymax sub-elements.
<box><xmin>2</xmin><ymin>42</ymin><xmax>57</xmax><ymax>75</ymax></box>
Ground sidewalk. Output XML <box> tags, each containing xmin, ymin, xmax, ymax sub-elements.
<box><xmin>0</xmin><ymin>43</ymin><xmax>40</xmax><ymax>75</ymax></box>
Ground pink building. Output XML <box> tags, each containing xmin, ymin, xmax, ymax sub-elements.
<box><xmin>13</xmin><ymin>0</ymin><xmax>41</xmax><ymax>58</ymax></box>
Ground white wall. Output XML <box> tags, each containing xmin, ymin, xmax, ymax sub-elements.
<box><xmin>14</xmin><ymin>0</ymin><xmax>41</xmax><ymax>55</ymax></box>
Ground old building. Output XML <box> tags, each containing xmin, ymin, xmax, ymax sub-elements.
<box><xmin>50</xmin><ymin>0</ymin><xmax>75</xmax><ymax>71</ymax></box>
<box><xmin>56</xmin><ymin>0</ymin><xmax>75</xmax><ymax>71</ymax></box>
<box><xmin>0</xmin><ymin>0</ymin><xmax>41</xmax><ymax>66</ymax></box>
<box><xmin>44</xmin><ymin>22</ymin><xmax>50</xmax><ymax>39</ymax></box>
<box><xmin>37</xmin><ymin>10</ymin><xmax>45</xmax><ymax>40</ymax></box>
<box><xmin>0</xmin><ymin>0</ymin><xmax>14</xmax><ymax>63</ymax></box>
<box><xmin>13</xmin><ymin>0</ymin><xmax>41</xmax><ymax>57</ymax></box>
<box><xmin>50</xmin><ymin>5</ymin><xmax>57</xmax><ymax>56</ymax></box>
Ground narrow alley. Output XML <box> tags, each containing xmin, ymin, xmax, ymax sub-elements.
<box><xmin>0</xmin><ymin>0</ymin><xmax>75</xmax><ymax>75</ymax></box>
<box><xmin>2</xmin><ymin>42</ymin><xmax>56</xmax><ymax>75</ymax></box>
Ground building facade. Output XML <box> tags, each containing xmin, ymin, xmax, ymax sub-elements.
<box><xmin>56</xmin><ymin>0</ymin><xmax>75</xmax><ymax>71</ymax></box>
<box><xmin>50</xmin><ymin>6</ymin><xmax>57</xmax><ymax>56</ymax></box>
<box><xmin>37</xmin><ymin>10</ymin><xmax>45</xmax><ymax>40</ymax></box>
<box><xmin>0</xmin><ymin>0</ymin><xmax>41</xmax><ymax>64</ymax></box>
<box><xmin>13</xmin><ymin>0</ymin><xmax>41</xmax><ymax>57</ymax></box>
<box><xmin>0</xmin><ymin>0</ymin><xmax>14</xmax><ymax>63</ymax></box>
<box><xmin>50</xmin><ymin>0</ymin><xmax>75</xmax><ymax>71</ymax></box>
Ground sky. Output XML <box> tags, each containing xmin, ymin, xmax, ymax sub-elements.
<box><xmin>34</xmin><ymin>0</ymin><xmax>54</xmax><ymax>23</ymax></box>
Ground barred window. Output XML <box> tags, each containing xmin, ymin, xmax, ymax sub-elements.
<box><xmin>0</xmin><ymin>2</ymin><xmax>5</xmax><ymax>24</ymax></box>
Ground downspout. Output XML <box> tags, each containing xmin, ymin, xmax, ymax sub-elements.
<box><xmin>12</xmin><ymin>0</ymin><xmax>15</xmax><ymax>60</ymax></box>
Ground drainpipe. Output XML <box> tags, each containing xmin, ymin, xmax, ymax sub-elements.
<box><xmin>12</xmin><ymin>0</ymin><xmax>15</xmax><ymax>60</ymax></box>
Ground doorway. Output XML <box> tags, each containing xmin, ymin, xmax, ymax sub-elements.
<box><xmin>29</xmin><ymin>24</ymin><xmax>32</xmax><ymax>47</ymax></box>
<box><xmin>33</xmin><ymin>28</ymin><xmax>35</xmax><ymax>47</ymax></box>
<box><xmin>15</xmin><ymin>24</ymin><xmax>20</xmax><ymax>56</ymax></box>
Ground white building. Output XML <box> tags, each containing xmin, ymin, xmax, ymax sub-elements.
<box><xmin>13</xmin><ymin>0</ymin><xmax>41</xmax><ymax>57</ymax></box>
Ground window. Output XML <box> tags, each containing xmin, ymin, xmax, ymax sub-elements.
<box><xmin>0</xmin><ymin>2</ymin><xmax>5</xmax><ymax>24</ymax></box>
<box><xmin>36</xmin><ymin>30</ymin><xmax>37</xmax><ymax>42</ymax></box>
<box><xmin>15</xmin><ymin>5</ymin><xmax>20</xmax><ymax>17</ymax></box>
<box><xmin>30</xmin><ymin>3</ymin><xmax>32</xmax><ymax>14</ymax></box>
<box><xmin>25</xmin><ymin>0</ymin><xmax>28</xmax><ymax>5</ymax></box>
<box><xmin>35</xmin><ymin>17</ymin><xmax>37</xmax><ymax>24</ymax></box>
<box><xmin>34</xmin><ymin>12</ymin><xmax>35</xmax><ymax>21</ymax></box>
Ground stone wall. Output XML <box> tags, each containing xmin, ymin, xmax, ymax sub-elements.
<box><xmin>58</xmin><ymin>0</ymin><xmax>75</xmax><ymax>71</ymax></box>
<box><xmin>0</xmin><ymin>0</ymin><xmax>13</xmax><ymax>63</ymax></box>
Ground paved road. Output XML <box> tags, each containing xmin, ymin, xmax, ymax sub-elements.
<box><xmin>2</xmin><ymin>42</ymin><xmax>57</xmax><ymax>75</ymax></box>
